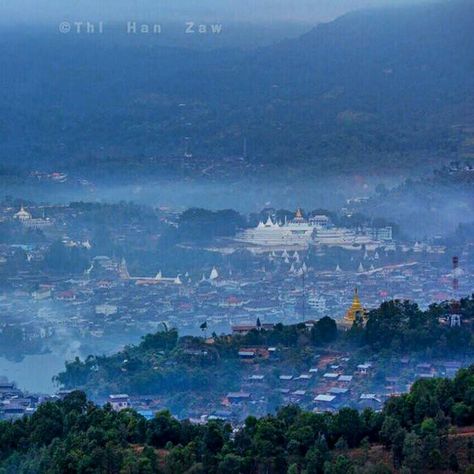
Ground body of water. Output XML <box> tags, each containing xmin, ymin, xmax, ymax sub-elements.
<box><xmin>0</xmin><ymin>352</ymin><xmax>68</xmax><ymax>394</ymax></box>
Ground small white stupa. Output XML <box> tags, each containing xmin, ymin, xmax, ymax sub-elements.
<box><xmin>209</xmin><ymin>267</ymin><xmax>219</xmax><ymax>280</ymax></box>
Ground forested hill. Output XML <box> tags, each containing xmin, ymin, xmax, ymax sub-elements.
<box><xmin>55</xmin><ymin>297</ymin><xmax>474</xmax><ymax>402</ymax></box>
<box><xmin>1</xmin><ymin>0</ymin><xmax>473</xmax><ymax>175</ymax></box>
<box><xmin>4</xmin><ymin>367</ymin><xmax>474</xmax><ymax>472</ymax></box>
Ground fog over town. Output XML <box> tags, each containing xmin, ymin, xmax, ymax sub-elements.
<box><xmin>1</xmin><ymin>1</ymin><xmax>474</xmax><ymax>472</ymax></box>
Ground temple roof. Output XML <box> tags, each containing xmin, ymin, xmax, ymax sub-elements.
<box><xmin>292</xmin><ymin>208</ymin><xmax>306</xmax><ymax>223</ymax></box>
<box><xmin>14</xmin><ymin>206</ymin><xmax>32</xmax><ymax>220</ymax></box>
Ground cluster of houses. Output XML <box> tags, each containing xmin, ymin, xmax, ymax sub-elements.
<box><xmin>0</xmin><ymin>377</ymin><xmax>58</xmax><ymax>421</ymax></box>
<box><xmin>1</xmin><ymin>202</ymin><xmax>472</xmax><ymax>349</ymax></box>
<box><xmin>92</xmin><ymin>351</ymin><xmax>471</xmax><ymax>424</ymax></box>
<box><xmin>0</xmin><ymin>354</ymin><xmax>470</xmax><ymax>424</ymax></box>
<box><xmin>0</xmin><ymin>201</ymin><xmax>473</xmax><ymax>424</ymax></box>
<box><xmin>1</xmin><ymin>240</ymin><xmax>471</xmax><ymax>357</ymax></box>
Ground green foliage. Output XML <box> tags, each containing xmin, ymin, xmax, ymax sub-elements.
<box><xmin>6</xmin><ymin>362</ymin><xmax>474</xmax><ymax>472</ymax></box>
<box><xmin>140</xmin><ymin>330</ymin><xmax>179</xmax><ymax>353</ymax></box>
<box><xmin>311</xmin><ymin>317</ymin><xmax>338</xmax><ymax>344</ymax></box>
<box><xmin>360</xmin><ymin>297</ymin><xmax>474</xmax><ymax>354</ymax></box>
<box><xmin>176</xmin><ymin>208</ymin><xmax>246</xmax><ymax>243</ymax></box>
<box><xmin>4</xmin><ymin>0</ymin><xmax>473</xmax><ymax>177</ymax></box>
<box><xmin>55</xmin><ymin>316</ymin><xmax>339</xmax><ymax>399</ymax></box>
<box><xmin>324</xmin><ymin>455</ymin><xmax>354</xmax><ymax>474</ymax></box>
<box><xmin>43</xmin><ymin>241</ymin><xmax>89</xmax><ymax>274</ymax></box>
<box><xmin>55</xmin><ymin>296</ymin><xmax>474</xmax><ymax>406</ymax></box>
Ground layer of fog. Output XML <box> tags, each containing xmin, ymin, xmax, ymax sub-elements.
<box><xmin>4</xmin><ymin>173</ymin><xmax>473</xmax><ymax>239</ymax></box>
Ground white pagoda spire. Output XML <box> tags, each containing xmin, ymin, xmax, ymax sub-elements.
<box><xmin>119</xmin><ymin>258</ymin><xmax>130</xmax><ymax>280</ymax></box>
<box><xmin>264</xmin><ymin>216</ymin><xmax>274</xmax><ymax>227</ymax></box>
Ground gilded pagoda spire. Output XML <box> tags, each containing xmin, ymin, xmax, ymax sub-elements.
<box><xmin>343</xmin><ymin>288</ymin><xmax>366</xmax><ymax>325</ymax></box>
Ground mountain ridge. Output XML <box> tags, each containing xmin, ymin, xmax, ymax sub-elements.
<box><xmin>0</xmin><ymin>0</ymin><xmax>473</xmax><ymax>175</ymax></box>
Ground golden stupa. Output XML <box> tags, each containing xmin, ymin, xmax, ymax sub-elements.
<box><xmin>343</xmin><ymin>288</ymin><xmax>366</xmax><ymax>326</ymax></box>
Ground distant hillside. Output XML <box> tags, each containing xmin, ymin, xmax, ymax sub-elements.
<box><xmin>357</xmin><ymin>162</ymin><xmax>474</xmax><ymax>238</ymax></box>
<box><xmin>0</xmin><ymin>0</ymin><xmax>473</xmax><ymax>176</ymax></box>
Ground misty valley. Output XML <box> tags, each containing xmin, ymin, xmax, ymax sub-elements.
<box><xmin>0</xmin><ymin>0</ymin><xmax>474</xmax><ymax>472</ymax></box>
<box><xmin>1</xmin><ymin>163</ymin><xmax>473</xmax><ymax>397</ymax></box>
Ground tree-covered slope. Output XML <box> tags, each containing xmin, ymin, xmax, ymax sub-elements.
<box><xmin>1</xmin><ymin>1</ymin><xmax>473</xmax><ymax>175</ymax></box>
<box><xmin>55</xmin><ymin>297</ymin><xmax>474</xmax><ymax>400</ymax></box>
<box><xmin>4</xmin><ymin>366</ymin><xmax>474</xmax><ymax>472</ymax></box>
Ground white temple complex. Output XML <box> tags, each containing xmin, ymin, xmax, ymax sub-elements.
<box><xmin>233</xmin><ymin>209</ymin><xmax>392</xmax><ymax>252</ymax></box>
<box><xmin>234</xmin><ymin>209</ymin><xmax>329</xmax><ymax>251</ymax></box>
<box><xmin>13</xmin><ymin>205</ymin><xmax>53</xmax><ymax>229</ymax></box>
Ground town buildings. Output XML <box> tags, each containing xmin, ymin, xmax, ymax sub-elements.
<box><xmin>0</xmin><ymin>199</ymin><xmax>473</xmax><ymax>420</ymax></box>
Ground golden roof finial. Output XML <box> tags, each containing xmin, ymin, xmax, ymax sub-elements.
<box><xmin>344</xmin><ymin>288</ymin><xmax>365</xmax><ymax>324</ymax></box>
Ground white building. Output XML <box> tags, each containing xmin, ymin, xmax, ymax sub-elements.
<box><xmin>95</xmin><ymin>304</ymin><xmax>118</xmax><ymax>316</ymax></box>
<box><xmin>13</xmin><ymin>206</ymin><xmax>53</xmax><ymax>229</ymax></box>
<box><xmin>234</xmin><ymin>210</ymin><xmax>329</xmax><ymax>250</ymax></box>
<box><xmin>234</xmin><ymin>209</ymin><xmax>392</xmax><ymax>252</ymax></box>
<box><xmin>307</xmin><ymin>292</ymin><xmax>327</xmax><ymax>314</ymax></box>
<box><xmin>108</xmin><ymin>394</ymin><xmax>131</xmax><ymax>411</ymax></box>
<box><xmin>313</xmin><ymin>226</ymin><xmax>392</xmax><ymax>251</ymax></box>
<box><xmin>14</xmin><ymin>206</ymin><xmax>32</xmax><ymax>221</ymax></box>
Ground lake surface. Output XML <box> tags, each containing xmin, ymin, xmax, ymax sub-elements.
<box><xmin>0</xmin><ymin>333</ymin><xmax>161</xmax><ymax>394</ymax></box>
<box><xmin>0</xmin><ymin>352</ymin><xmax>69</xmax><ymax>394</ymax></box>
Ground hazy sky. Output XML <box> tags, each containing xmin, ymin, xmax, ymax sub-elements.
<box><xmin>2</xmin><ymin>0</ymin><xmax>432</xmax><ymax>25</ymax></box>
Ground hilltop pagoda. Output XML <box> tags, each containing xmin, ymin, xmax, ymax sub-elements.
<box><xmin>342</xmin><ymin>288</ymin><xmax>366</xmax><ymax>327</ymax></box>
